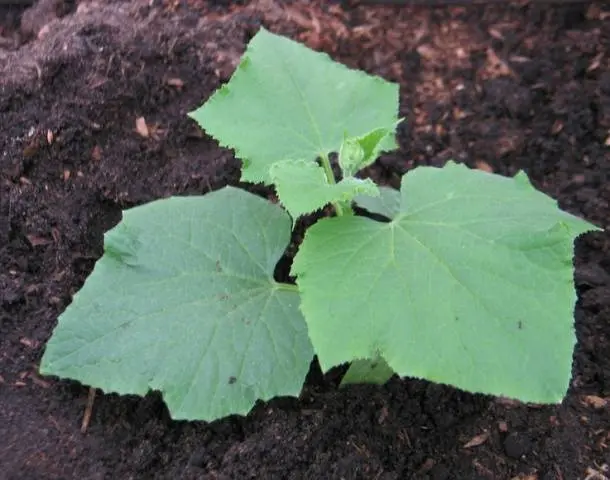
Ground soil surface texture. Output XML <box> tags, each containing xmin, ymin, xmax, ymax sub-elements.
<box><xmin>1</xmin><ymin>1</ymin><xmax>609</xmax><ymax>479</ymax></box>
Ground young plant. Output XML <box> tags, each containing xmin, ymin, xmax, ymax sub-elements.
<box><xmin>40</xmin><ymin>28</ymin><xmax>601</xmax><ymax>422</ymax></box>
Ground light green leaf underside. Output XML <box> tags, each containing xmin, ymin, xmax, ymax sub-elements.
<box><xmin>40</xmin><ymin>187</ymin><xmax>314</xmax><ymax>421</ymax></box>
<box><xmin>354</xmin><ymin>186</ymin><xmax>401</xmax><ymax>219</ymax></box>
<box><xmin>271</xmin><ymin>160</ymin><xmax>379</xmax><ymax>218</ymax></box>
<box><xmin>340</xmin><ymin>357</ymin><xmax>395</xmax><ymax>387</ymax></box>
<box><xmin>293</xmin><ymin>162</ymin><xmax>600</xmax><ymax>403</ymax></box>
<box><xmin>189</xmin><ymin>27</ymin><xmax>399</xmax><ymax>184</ymax></box>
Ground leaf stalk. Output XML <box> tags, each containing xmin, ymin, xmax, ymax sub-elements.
<box><xmin>319</xmin><ymin>153</ymin><xmax>353</xmax><ymax>216</ymax></box>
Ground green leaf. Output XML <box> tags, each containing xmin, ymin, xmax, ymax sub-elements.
<box><xmin>339</xmin><ymin>125</ymin><xmax>399</xmax><ymax>177</ymax></box>
<box><xmin>189</xmin><ymin>28</ymin><xmax>399</xmax><ymax>184</ymax></box>
<box><xmin>292</xmin><ymin>162</ymin><xmax>601</xmax><ymax>403</ymax></box>
<box><xmin>40</xmin><ymin>187</ymin><xmax>314</xmax><ymax>421</ymax></box>
<box><xmin>354</xmin><ymin>186</ymin><xmax>401</xmax><ymax>220</ymax></box>
<box><xmin>340</xmin><ymin>357</ymin><xmax>395</xmax><ymax>387</ymax></box>
<box><xmin>270</xmin><ymin>159</ymin><xmax>379</xmax><ymax>218</ymax></box>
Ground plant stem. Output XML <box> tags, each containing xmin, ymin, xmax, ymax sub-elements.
<box><xmin>275</xmin><ymin>282</ymin><xmax>299</xmax><ymax>293</ymax></box>
<box><xmin>319</xmin><ymin>153</ymin><xmax>352</xmax><ymax>216</ymax></box>
<box><xmin>320</xmin><ymin>153</ymin><xmax>336</xmax><ymax>185</ymax></box>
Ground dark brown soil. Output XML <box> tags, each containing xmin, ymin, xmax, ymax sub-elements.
<box><xmin>1</xmin><ymin>1</ymin><xmax>609</xmax><ymax>479</ymax></box>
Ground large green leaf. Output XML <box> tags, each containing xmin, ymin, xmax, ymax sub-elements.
<box><xmin>354</xmin><ymin>186</ymin><xmax>401</xmax><ymax>220</ymax></box>
<box><xmin>40</xmin><ymin>188</ymin><xmax>313</xmax><ymax>421</ymax></box>
<box><xmin>189</xmin><ymin>28</ymin><xmax>399</xmax><ymax>184</ymax></box>
<box><xmin>270</xmin><ymin>159</ymin><xmax>379</xmax><ymax>219</ymax></box>
<box><xmin>292</xmin><ymin>162</ymin><xmax>600</xmax><ymax>403</ymax></box>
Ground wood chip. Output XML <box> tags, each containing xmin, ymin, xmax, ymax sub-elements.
<box><xmin>91</xmin><ymin>145</ymin><xmax>102</xmax><ymax>162</ymax></box>
<box><xmin>552</xmin><ymin>120</ymin><xmax>564</xmax><ymax>135</ymax></box>
<box><xmin>584</xmin><ymin>466</ymin><xmax>610</xmax><ymax>480</ymax></box>
<box><xmin>495</xmin><ymin>396</ymin><xmax>523</xmax><ymax>407</ymax></box>
<box><xmin>488</xmin><ymin>27</ymin><xmax>504</xmax><ymax>41</ymax></box>
<box><xmin>26</xmin><ymin>234</ymin><xmax>51</xmax><ymax>247</ymax></box>
<box><xmin>378</xmin><ymin>405</ymin><xmax>389</xmax><ymax>424</ymax></box>
<box><xmin>51</xmin><ymin>228</ymin><xmax>61</xmax><ymax>244</ymax></box>
<box><xmin>20</xmin><ymin>337</ymin><xmax>40</xmax><ymax>348</ymax></box>
<box><xmin>415</xmin><ymin>458</ymin><xmax>435</xmax><ymax>475</ymax></box>
<box><xmin>485</xmin><ymin>48</ymin><xmax>515</xmax><ymax>78</ymax></box>
<box><xmin>509</xmin><ymin>55</ymin><xmax>532</xmax><ymax>63</ymax></box>
<box><xmin>582</xmin><ymin>395</ymin><xmax>608</xmax><ymax>409</ymax></box>
<box><xmin>416</xmin><ymin>44</ymin><xmax>438</xmax><ymax>61</ymax></box>
<box><xmin>166</xmin><ymin>77</ymin><xmax>184</xmax><ymax>88</ymax></box>
<box><xmin>48</xmin><ymin>296</ymin><xmax>61</xmax><ymax>305</ymax></box>
<box><xmin>475</xmin><ymin>160</ymin><xmax>493</xmax><ymax>173</ymax></box>
<box><xmin>463</xmin><ymin>431</ymin><xmax>489</xmax><ymax>448</ymax></box>
<box><xmin>30</xmin><ymin>374</ymin><xmax>51</xmax><ymax>389</ymax></box>
<box><xmin>587</xmin><ymin>52</ymin><xmax>604</xmax><ymax>72</ymax></box>
<box><xmin>135</xmin><ymin>116</ymin><xmax>149</xmax><ymax>138</ymax></box>
<box><xmin>81</xmin><ymin>387</ymin><xmax>96</xmax><ymax>433</ymax></box>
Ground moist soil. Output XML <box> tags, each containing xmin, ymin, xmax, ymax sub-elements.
<box><xmin>1</xmin><ymin>1</ymin><xmax>609</xmax><ymax>479</ymax></box>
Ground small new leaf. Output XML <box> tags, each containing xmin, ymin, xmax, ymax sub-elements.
<box><xmin>189</xmin><ymin>28</ymin><xmax>399</xmax><ymax>184</ymax></box>
<box><xmin>270</xmin><ymin>159</ymin><xmax>379</xmax><ymax>218</ymax></box>
<box><xmin>293</xmin><ymin>162</ymin><xmax>600</xmax><ymax>404</ymax></box>
<box><xmin>338</xmin><ymin>138</ymin><xmax>365</xmax><ymax>178</ymax></box>
<box><xmin>339</xmin><ymin>125</ymin><xmax>399</xmax><ymax>177</ymax></box>
<box><xmin>40</xmin><ymin>188</ymin><xmax>314</xmax><ymax>421</ymax></box>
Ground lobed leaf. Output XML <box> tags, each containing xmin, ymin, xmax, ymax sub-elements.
<box><xmin>189</xmin><ymin>28</ymin><xmax>399</xmax><ymax>184</ymax></box>
<box><xmin>270</xmin><ymin>159</ymin><xmax>379</xmax><ymax>219</ymax></box>
<box><xmin>41</xmin><ymin>187</ymin><xmax>314</xmax><ymax>421</ymax></box>
<box><xmin>293</xmin><ymin>162</ymin><xmax>600</xmax><ymax>403</ymax></box>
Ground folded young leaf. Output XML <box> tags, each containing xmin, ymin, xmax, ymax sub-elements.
<box><xmin>270</xmin><ymin>159</ymin><xmax>379</xmax><ymax>219</ymax></box>
<box><xmin>292</xmin><ymin>162</ymin><xmax>601</xmax><ymax>404</ymax></box>
<box><xmin>40</xmin><ymin>187</ymin><xmax>314</xmax><ymax>421</ymax></box>
<box><xmin>189</xmin><ymin>28</ymin><xmax>399</xmax><ymax>185</ymax></box>
<box><xmin>339</xmin><ymin>125</ymin><xmax>399</xmax><ymax>177</ymax></box>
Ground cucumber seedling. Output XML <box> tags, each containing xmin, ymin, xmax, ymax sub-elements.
<box><xmin>41</xmin><ymin>28</ymin><xmax>601</xmax><ymax>421</ymax></box>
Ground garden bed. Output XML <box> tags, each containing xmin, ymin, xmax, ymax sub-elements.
<box><xmin>1</xmin><ymin>1</ymin><xmax>609</xmax><ymax>478</ymax></box>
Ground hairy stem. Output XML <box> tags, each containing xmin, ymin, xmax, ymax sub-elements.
<box><xmin>275</xmin><ymin>282</ymin><xmax>299</xmax><ymax>293</ymax></box>
<box><xmin>319</xmin><ymin>153</ymin><xmax>352</xmax><ymax>216</ymax></box>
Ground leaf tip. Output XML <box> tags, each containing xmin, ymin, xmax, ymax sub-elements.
<box><xmin>513</xmin><ymin>170</ymin><xmax>534</xmax><ymax>188</ymax></box>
